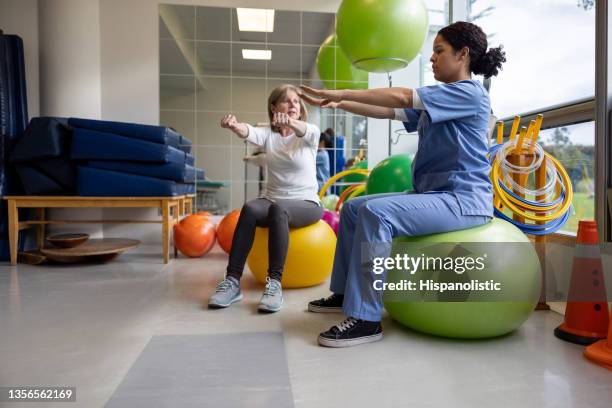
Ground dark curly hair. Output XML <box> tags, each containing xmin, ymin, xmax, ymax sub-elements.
<box><xmin>437</xmin><ymin>21</ymin><xmax>506</xmax><ymax>79</ymax></box>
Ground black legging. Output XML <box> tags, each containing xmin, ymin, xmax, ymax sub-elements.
<box><xmin>226</xmin><ymin>198</ymin><xmax>323</xmax><ymax>282</ymax></box>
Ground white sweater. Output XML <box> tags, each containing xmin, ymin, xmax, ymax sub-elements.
<box><xmin>245</xmin><ymin>123</ymin><xmax>321</xmax><ymax>203</ymax></box>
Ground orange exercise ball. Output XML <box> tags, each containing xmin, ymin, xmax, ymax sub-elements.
<box><xmin>174</xmin><ymin>214</ymin><xmax>216</xmax><ymax>257</ymax></box>
<box><xmin>217</xmin><ymin>209</ymin><xmax>240</xmax><ymax>254</ymax></box>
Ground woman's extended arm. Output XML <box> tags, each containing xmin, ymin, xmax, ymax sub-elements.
<box><xmin>300</xmin><ymin>93</ymin><xmax>394</xmax><ymax>119</ymax></box>
<box><xmin>220</xmin><ymin>114</ymin><xmax>249</xmax><ymax>138</ymax></box>
<box><xmin>301</xmin><ymin>85</ymin><xmax>413</xmax><ymax>109</ymax></box>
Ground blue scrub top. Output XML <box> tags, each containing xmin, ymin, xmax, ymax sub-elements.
<box><xmin>402</xmin><ymin>79</ymin><xmax>493</xmax><ymax>217</ymax></box>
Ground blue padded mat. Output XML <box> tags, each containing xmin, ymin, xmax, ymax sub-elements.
<box><xmin>71</xmin><ymin>128</ymin><xmax>189</xmax><ymax>164</ymax></box>
<box><xmin>16</xmin><ymin>164</ymin><xmax>67</xmax><ymax>195</ymax></box>
<box><xmin>181</xmin><ymin>183</ymin><xmax>195</xmax><ymax>195</ymax></box>
<box><xmin>88</xmin><ymin>160</ymin><xmax>200</xmax><ymax>183</ymax></box>
<box><xmin>178</xmin><ymin>135</ymin><xmax>192</xmax><ymax>154</ymax></box>
<box><xmin>12</xmin><ymin>117</ymin><xmax>70</xmax><ymax>162</ymax></box>
<box><xmin>77</xmin><ymin>166</ymin><xmax>194</xmax><ymax>196</ymax></box>
<box><xmin>68</xmin><ymin>117</ymin><xmax>182</xmax><ymax>147</ymax></box>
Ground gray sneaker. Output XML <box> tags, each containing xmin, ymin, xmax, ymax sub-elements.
<box><xmin>208</xmin><ymin>277</ymin><xmax>242</xmax><ymax>309</ymax></box>
<box><xmin>257</xmin><ymin>277</ymin><xmax>283</xmax><ymax>313</ymax></box>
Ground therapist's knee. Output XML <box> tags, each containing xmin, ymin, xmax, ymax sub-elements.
<box><xmin>358</xmin><ymin>201</ymin><xmax>385</xmax><ymax>222</ymax></box>
<box><xmin>340</xmin><ymin>198</ymin><xmax>362</xmax><ymax>221</ymax></box>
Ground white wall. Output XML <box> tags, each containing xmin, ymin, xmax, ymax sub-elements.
<box><xmin>38</xmin><ymin>0</ymin><xmax>102</xmax><ymax>118</ymax></box>
<box><xmin>37</xmin><ymin>0</ymin><xmax>104</xmax><ymax>238</ymax></box>
<box><xmin>0</xmin><ymin>0</ymin><xmax>39</xmax><ymax>118</ymax></box>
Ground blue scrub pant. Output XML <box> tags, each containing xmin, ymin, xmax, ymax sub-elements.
<box><xmin>330</xmin><ymin>192</ymin><xmax>490</xmax><ymax>321</ymax></box>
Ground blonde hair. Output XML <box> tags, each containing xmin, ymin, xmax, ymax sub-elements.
<box><xmin>268</xmin><ymin>84</ymin><xmax>308</xmax><ymax>132</ymax></box>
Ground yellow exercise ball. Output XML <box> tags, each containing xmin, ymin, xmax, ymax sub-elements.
<box><xmin>247</xmin><ymin>220</ymin><xmax>337</xmax><ymax>288</ymax></box>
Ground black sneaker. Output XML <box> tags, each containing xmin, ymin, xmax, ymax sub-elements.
<box><xmin>308</xmin><ymin>293</ymin><xmax>344</xmax><ymax>313</ymax></box>
<box><xmin>318</xmin><ymin>317</ymin><xmax>383</xmax><ymax>348</ymax></box>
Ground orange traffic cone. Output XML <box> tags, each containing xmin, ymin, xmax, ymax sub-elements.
<box><xmin>584</xmin><ymin>305</ymin><xmax>612</xmax><ymax>370</ymax></box>
<box><xmin>554</xmin><ymin>221</ymin><xmax>609</xmax><ymax>345</ymax></box>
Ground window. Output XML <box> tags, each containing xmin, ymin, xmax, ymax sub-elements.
<box><xmin>469</xmin><ymin>0</ymin><xmax>595</xmax><ymax>235</ymax></box>
<box><xmin>468</xmin><ymin>0</ymin><xmax>595</xmax><ymax>118</ymax></box>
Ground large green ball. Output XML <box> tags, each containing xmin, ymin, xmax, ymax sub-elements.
<box><xmin>336</xmin><ymin>0</ymin><xmax>429</xmax><ymax>73</ymax></box>
<box><xmin>383</xmin><ymin>218</ymin><xmax>542</xmax><ymax>339</ymax></box>
<box><xmin>366</xmin><ymin>154</ymin><xmax>413</xmax><ymax>194</ymax></box>
<box><xmin>317</xmin><ymin>34</ymin><xmax>368</xmax><ymax>90</ymax></box>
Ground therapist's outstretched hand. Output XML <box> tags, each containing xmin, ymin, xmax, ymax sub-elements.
<box><xmin>300</xmin><ymin>86</ymin><xmax>343</xmax><ymax>102</ymax></box>
<box><xmin>299</xmin><ymin>90</ymin><xmax>340</xmax><ymax>110</ymax></box>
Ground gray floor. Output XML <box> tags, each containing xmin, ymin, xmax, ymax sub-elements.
<box><xmin>0</xmin><ymin>244</ymin><xmax>611</xmax><ymax>408</ymax></box>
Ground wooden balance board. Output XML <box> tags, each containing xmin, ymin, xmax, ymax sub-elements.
<box><xmin>40</xmin><ymin>238</ymin><xmax>140</xmax><ymax>263</ymax></box>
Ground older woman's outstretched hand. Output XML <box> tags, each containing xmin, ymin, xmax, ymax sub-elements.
<box><xmin>220</xmin><ymin>114</ymin><xmax>239</xmax><ymax>130</ymax></box>
<box><xmin>272</xmin><ymin>112</ymin><xmax>292</xmax><ymax>128</ymax></box>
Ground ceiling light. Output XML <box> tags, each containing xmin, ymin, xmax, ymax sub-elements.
<box><xmin>242</xmin><ymin>49</ymin><xmax>272</xmax><ymax>60</ymax></box>
<box><xmin>236</xmin><ymin>8</ymin><xmax>274</xmax><ymax>32</ymax></box>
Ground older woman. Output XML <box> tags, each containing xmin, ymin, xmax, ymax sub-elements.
<box><xmin>208</xmin><ymin>84</ymin><xmax>323</xmax><ymax>313</ymax></box>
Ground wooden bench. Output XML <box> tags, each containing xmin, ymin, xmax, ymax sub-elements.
<box><xmin>3</xmin><ymin>195</ymin><xmax>195</xmax><ymax>265</ymax></box>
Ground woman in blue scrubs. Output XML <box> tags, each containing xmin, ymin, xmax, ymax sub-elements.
<box><xmin>300</xmin><ymin>21</ymin><xmax>506</xmax><ymax>347</ymax></box>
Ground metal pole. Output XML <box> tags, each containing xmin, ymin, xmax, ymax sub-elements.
<box><xmin>388</xmin><ymin>72</ymin><xmax>393</xmax><ymax>157</ymax></box>
<box><xmin>595</xmin><ymin>0</ymin><xmax>610</xmax><ymax>242</ymax></box>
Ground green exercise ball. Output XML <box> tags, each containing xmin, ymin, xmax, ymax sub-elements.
<box><xmin>339</xmin><ymin>160</ymin><xmax>368</xmax><ymax>194</ymax></box>
<box><xmin>336</xmin><ymin>0</ymin><xmax>429</xmax><ymax>73</ymax></box>
<box><xmin>317</xmin><ymin>34</ymin><xmax>369</xmax><ymax>90</ymax></box>
<box><xmin>322</xmin><ymin>194</ymin><xmax>340</xmax><ymax>211</ymax></box>
<box><xmin>383</xmin><ymin>218</ymin><xmax>542</xmax><ymax>339</ymax></box>
<box><xmin>366</xmin><ymin>154</ymin><xmax>412</xmax><ymax>194</ymax></box>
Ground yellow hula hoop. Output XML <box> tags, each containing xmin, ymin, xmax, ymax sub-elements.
<box><xmin>491</xmin><ymin>151</ymin><xmax>572</xmax><ymax>222</ymax></box>
<box><xmin>318</xmin><ymin>169</ymin><xmax>370</xmax><ymax>199</ymax></box>
<box><xmin>490</xmin><ymin>148</ymin><xmax>564</xmax><ymax>212</ymax></box>
<box><xmin>347</xmin><ymin>184</ymin><xmax>366</xmax><ymax>200</ymax></box>
<box><xmin>336</xmin><ymin>184</ymin><xmax>362</xmax><ymax>212</ymax></box>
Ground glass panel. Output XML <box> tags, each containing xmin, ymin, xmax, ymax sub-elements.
<box><xmin>231</xmin><ymin>42</ymin><xmax>267</xmax><ymax>78</ymax></box>
<box><xmin>266</xmin><ymin>10</ymin><xmax>301</xmax><ymax>45</ymax></box>
<box><xmin>420</xmin><ymin>1</ymin><xmax>449</xmax><ymax>87</ymax></box>
<box><xmin>267</xmin><ymin>45</ymin><xmax>302</xmax><ymax>79</ymax></box>
<box><xmin>467</xmin><ymin>1</ymin><xmax>595</xmax><ymax>117</ymax></box>
<box><xmin>301</xmin><ymin>12</ymin><xmax>335</xmax><ymax>46</ymax></box>
<box><xmin>159</xmin><ymin>5</ymin><xmax>195</xmax><ymax>40</ymax></box>
<box><xmin>194</xmin><ymin>145</ymin><xmax>231</xmax><ymax>181</ymax></box>
<box><xmin>195</xmin><ymin>41</ymin><xmax>230</xmax><ymax>76</ymax></box>
<box><xmin>195</xmin><ymin>6</ymin><xmax>231</xmax><ymax>41</ymax></box>
<box><xmin>196</xmin><ymin>76</ymin><xmax>231</xmax><ymax>112</ymax></box>
<box><xmin>160</xmin><ymin>110</ymin><xmax>195</xmax><ymax>141</ymax></box>
<box><xmin>160</xmin><ymin>75</ymin><xmax>195</xmax><ymax>110</ymax></box>
<box><xmin>230</xmin><ymin>78</ymin><xmax>267</xmax><ymax>113</ymax></box>
<box><xmin>160</xmin><ymin>5</ymin><xmax>376</xmax><ymax>209</ymax></box>
<box><xmin>195</xmin><ymin>112</ymin><xmax>230</xmax><ymax>146</ymax></box>
<box><xmin>540</xmin><ymin>122</ymin><xmax>595</xmax><ymax>235</ymax></box>
<box><xmin>159</xmin><ymin>39</ymin><xmax>194</xmax><ymax>75</ymax></box>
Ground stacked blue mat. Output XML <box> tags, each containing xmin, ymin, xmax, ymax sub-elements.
<box><xmin>68</xmin><ymin>118</ymin><xmax>202</xmax><ymax>197</ymax></box>
<box><xmin>1</xmin><ymin>31</ymin><xmax>31</xmax><ymax>260</ymax></box>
